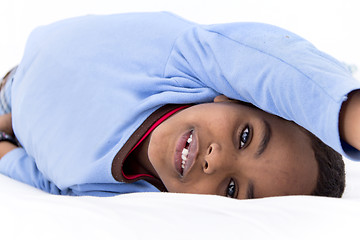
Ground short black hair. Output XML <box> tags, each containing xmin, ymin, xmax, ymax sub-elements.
<box><xmin>305</xmin><ymin>131</ymin><xmax>345</xmax><ymax>198</ymax></box>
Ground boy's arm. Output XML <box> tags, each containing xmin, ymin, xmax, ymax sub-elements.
<box><xmin>165</xmin><ymin>22</ymin><xmax>360</xmax><ymax>159</ymax></box>
<box><xmin>0</xmin><ymin>114</ymin><xmax>18</xmax><ymax>159</ymax></box>
<box><xmin>0</xmin><ymin>142</ymin><xmax>17</xmax><ymax>159</ymax></box>
<box><xmin>0</xmin><ymin>114</ymin><xmax>63</xmax><ymax>194</ymax></box>
<box><xmin>339</xmin><ymin>90</ymin><xmax>360</xmax><ymax>151</ymax></box>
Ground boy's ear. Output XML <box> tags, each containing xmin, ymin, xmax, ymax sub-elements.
<box><xmin>213</xmin><ymin>95</ymin><xmax>237</xmax><ymax>103</ymax></box>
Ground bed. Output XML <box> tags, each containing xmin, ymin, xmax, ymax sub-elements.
<box><xmin>0</xmin><ymin>157</ymin><xmax>359</xmax><ymax>240</ymax></box>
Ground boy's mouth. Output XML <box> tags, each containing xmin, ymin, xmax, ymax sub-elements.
<box><xmin>174</xmin><ymin>130</ymin><xmax>198</xmax><ymax>177</ymax></box>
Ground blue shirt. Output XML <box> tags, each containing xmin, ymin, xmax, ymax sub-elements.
<box><xmin>1</xmin><ymin>12</ymin><xmax>359</xmax><ymax>196</ymax></box>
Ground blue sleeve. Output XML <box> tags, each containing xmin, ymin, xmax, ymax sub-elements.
<box><xmin>164</xmin><ymin>23</ymin><xmax>360</xmax><ymax>160</ymax></box>
<box><xmin>0</xmin><ymin>148</ymin><xmax>65</xmax><ymax>194</ymax></box>
<box><xmin>0</xmin><ymin>148</ymin><xmax>160</xmax><ymax>196</ymax></box>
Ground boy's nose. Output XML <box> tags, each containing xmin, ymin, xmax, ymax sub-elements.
<box><xmin>203</xmin><ymin>143</ymin><xmax>223</xmax><ymax>175</ymax></box>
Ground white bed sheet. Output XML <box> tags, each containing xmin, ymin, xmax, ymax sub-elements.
<box><xmin>1</xmin><ymin>158</ymin><xmax>359</xmax><ymax>240</ymax></box>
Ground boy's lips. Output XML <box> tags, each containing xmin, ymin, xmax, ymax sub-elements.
<box><xmin>174</xmin><ymin>129</ymin><xmax>198</xmax><ymax>178</ymax></box>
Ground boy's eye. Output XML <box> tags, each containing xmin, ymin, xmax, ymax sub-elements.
<box><xmin>239</xmin><ymin>126</ymin><xmax>250</xmax><ymax>149</ymax></box>
<box><xmin>226</xmin><ymin>179</ymin><xmax>237</xmax><ymax>198</ymax></box>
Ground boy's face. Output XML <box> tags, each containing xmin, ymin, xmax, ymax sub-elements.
<box><xmin>146</xmin><ymin>96</ymin><xmax>318</xmax><ymax>199</ymax></box>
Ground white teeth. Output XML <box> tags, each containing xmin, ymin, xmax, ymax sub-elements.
<box><xmin>181</xmin><ymin>157</ymin><xmax>186</xmax><ymax>169</ymax></box>
<box><xmin>187</xmin><ymin>134</ymin><xmax>193</xmax><ymax>143</ymax></box>
<box><xmin>181</xmin><ymin>133</ymin><xmax>193</xmax><ymax>171</ymax></box>
<box><xmin>181</xmin><ymin>148</ymin><xmax>188</xmax><ymax>168</ymax></box>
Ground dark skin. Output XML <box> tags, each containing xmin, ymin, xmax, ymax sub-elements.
<box><xmin>1</xmin><ymin>90</ymin><xmax>360</xmax><ymax>197</ymax></box>
<box><xmin>339</xmin><ymin>90</ymin><xmax>360</xmax><ymax>151</ymax></box>
<box><xmin>0</xmin><ymin>114</ymin><xmax>17</xmax><ymax>158</ymax></box>
<box><xmin>141</xmin><ymin>96</ymin><xmax>318</xmax><ymax>199</ymax></box>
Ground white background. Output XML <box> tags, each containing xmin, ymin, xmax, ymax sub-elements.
<box><xmin>0</xmin><ymin>0</ymin><xmax>359</xmax><ymax>77</ymax></box>
<box><xmin>1</xmin><ymin>2</ymin><xmax>360</xmax><ymax>239</ymax></box>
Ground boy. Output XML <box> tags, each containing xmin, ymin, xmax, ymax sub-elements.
<box><xmin>0</xmin><ymin>12</ymin><xmax>357</xmax><ymax>198</ymax></box>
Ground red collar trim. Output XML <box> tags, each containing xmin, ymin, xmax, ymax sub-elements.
<box><xmin>122</xmin><ymin>105</ymin><xmax>189</xmax><ymax>180</ymax></box>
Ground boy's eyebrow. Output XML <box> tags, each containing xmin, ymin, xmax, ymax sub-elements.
<box><xmin>255</xmin><ymin>120</ymin><xmax>272</xmax><ymax>158</ymax></box>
